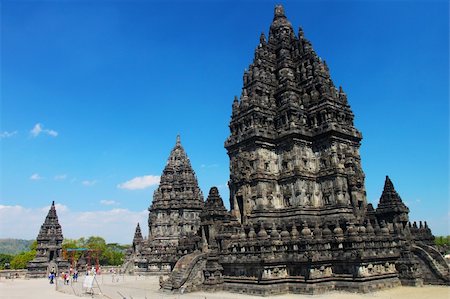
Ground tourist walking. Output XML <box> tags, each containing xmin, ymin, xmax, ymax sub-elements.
<box><xmin>65</xmin><ymin>272</ymin><xmax>70</xmax><ymax>285</ymax></box>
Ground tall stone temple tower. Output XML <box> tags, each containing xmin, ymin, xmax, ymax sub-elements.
<box><xmin>225</xmin><ymin>5</ymin><xmax>366</xmax><ymax>227</ymax></box>
<box><xmin>130</xmin><ymin>136</ymin><xmax>204</xmax><ymax>273</ymax></box>
<box><xmin>129</xmin><ymin>5</ymin><xmax>448</xmax><ymax>294</ymax></box>
<box><xmin>27</xmin><ymin>201</ymin><xmax>69</xmax><ymax>277</ymax></box>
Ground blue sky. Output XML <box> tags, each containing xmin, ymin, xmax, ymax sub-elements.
<box><xmin>1</xmin><ymin>0</ymin><xmax>448</xmax><ymax>243</ymax></box>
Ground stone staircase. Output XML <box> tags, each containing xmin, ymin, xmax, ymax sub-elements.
<box><xmin>412</xmin><ymin>243</ymin><xmax>450</xmax><ymax>285</ymax></box>
<box><xmin>161</xmin><ymin>251</ymin><xmax>207</xmax><ymax>292</ymax></box>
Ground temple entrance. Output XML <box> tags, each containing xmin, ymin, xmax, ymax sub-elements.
<box><xmin>204</xmin><ymin>226</ymin><xmax>210</xmax><ymax>244</ymax></box>
<box><xmin>49</xmin><ymin>250</ymin><xmax>55</xmax><ymax>261</ymax></box>
<box><xmin>237</xmin><ymin>195</ymin><xmax>244</xmax><ymax>223</ymax></box>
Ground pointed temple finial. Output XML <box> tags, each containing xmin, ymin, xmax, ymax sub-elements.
<box><xmin>380</xmin><ymin>175</ymin><xmax>401</xmax><ymax>203</ymax></box>
<box><xmin>176</xmin><ymin>134</ymin><xmax>181</xmax><ymax>146</ymax></box>
<box><xmin>384</xmin><ymin>175</ymin><xmax>395</xmax><ymax>192</ymax></box>
<box><xmin>298</xmin><ymin>27</ymin><xmax>304</xmax><ymax>38</ymax></box>
<box><xmin>52</xmin><ymin>200</ymin><xmax>55</xmax><ymax>206</ymax></box>
<box><xmin>274</xmin><ymin>4</ymin><xmax>286</xmax><ymax>19</ymax></box>
<box><xmin>209</xmin><ymin>186</ymin><xmax>219</xmax><ymax>197</ymax></box>
<box><xmin>259</xmin><ymin>32</ymin><xmax>266</xmax><ymax>44</ymax></box>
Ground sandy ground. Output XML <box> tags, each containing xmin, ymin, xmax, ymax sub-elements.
<box><xmin>0</xmin><ymin>275</ymin><xmax>449</xmax><ymax>299</ymax></box>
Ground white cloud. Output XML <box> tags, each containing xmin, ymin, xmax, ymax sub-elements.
<box><xmin>0</xmin><ymin>204</ymin><xmax>147</xmax><ymax>244</ymax></box>
<box><xmin>100</xmin><ymin>200</ymin><xmax>118</xmax><ymax>206</ymax></box>
<box><xmin>30</xmin><ymin>173</ymin><xmax>43</xmax><ymax>180</ymax></box>
<box><xmin>0</xmin><ymin>131</ymin><xmax>17</xmax><ymax>138</ymax></box>
<box><xmin>117</xmin><ymin>175</ymin><xmax>160</xmax><ymax>190</ymax></box>
<box><xmin>46</xmin><ymin>130</ymin><xmax>58</xmax><ymax>137</ymax></box>
<box><xmin>30</xmin><ymin>123</ymin><xmax>42</xmax><ymax>137</ymax></box>
<box><xmin>30</xmin><ymin>123</ymin><xmax>58</xmax><ymax>137</ymax></box>
<box><xmin>82</xmin><ymin>180</ymin><xmax>97</xmax><ymax>186</ymax></box>
<box><xmin>54</xmin><ymin>174</ymin><xmax>67</xmax><ymax>180</ymax></box>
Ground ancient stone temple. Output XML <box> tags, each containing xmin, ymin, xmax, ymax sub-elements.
<box><xmin>131</xmin><ymin>5</ymin><xmax>449</xmax><ymax>294</ymax></box>
<box><xmin>27</xmin><ymin>201</ymin><xmax>69</xmax><ymax>277</ymax></box>
<box><xmin>132</xmin><ymin>223</ymin><xmax>143</xmax><ymax>252</ymax></box>
<box><xmin>226</xmin><ymin>4</ymin><xmax>366</xmax><ymax>228</ymax></box>
<box><xmin>129</xmin><ymin>135</ymin><xmax>203</xmax><ymax>274</ymax></box>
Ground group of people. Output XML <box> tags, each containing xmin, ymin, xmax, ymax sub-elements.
<box><xmin>48</xmin><ymin>268</ymin><xmax>79</xmax><ymax>285</ymax></box>
<box><xmin>47</xmin><ymin>265</ymin><xmax>105</xmax><ymax>286</ymax></box>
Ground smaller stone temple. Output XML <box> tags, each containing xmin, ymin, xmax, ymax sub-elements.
<box><xmin>128</xmin><ymin>136</ymin><xmax>204</xmax><ymax>274</ymax></box>
<box><xmin>27</xmin><ymin>201</ymin><xmax>69</xmax><ymax>277</ymax></box>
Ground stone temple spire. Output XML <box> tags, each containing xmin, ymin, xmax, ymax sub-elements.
<box><xmin>379</xmin><ymin>176</ymin><xmax>407</xmax><ymax>206</ymax></box>
<box><xmin>133</xmin><ymin>223</ymin><xmax>143</xmax><ymax>243</ymax></box>
<box><xmin>27</xmin><ymin>201</ymin><xmax>69</xmax><ymax>277</ymax></box>
<box><xmin>132</xmin><ymin>223</ymin><xmax>144</xmax><ymax>255</ymax></box>
<box><xmin>37</xmin><ymin>201</ymin><xmax>63</xmax><ymax>241</ymax></box>
<box><xmin>148</xmin><ymin>135</ymin><xmax>203</xmax><ymax>246</ymax></box>
<box><xmin>376</xmin><ymin>176</ymin><xmax>409</xmax><ymax>224</ymax></box>
<box><xmin>151</xmin><ymin>135</ymin><xmax>203</xmax><ymax>209</ymax></box>
<box><xmin>204</xmin><ymin>187</ymin><xmax>227</xmax><ymax>212</ymax></box>
<box><xmin>226</xmin><ymin>3</ymin><xmax>367</xmax><ymax>225</ymax></box>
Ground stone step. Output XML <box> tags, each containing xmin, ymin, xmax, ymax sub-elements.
<box><xmin>413</xmin><ymin>245</ymin><xmax>450</xmax><ymax>283</ymax></box>
<box><xmin>163</xmin><ymin>282</ymin><xmax>173</xmax><ymax>290</ymax></box>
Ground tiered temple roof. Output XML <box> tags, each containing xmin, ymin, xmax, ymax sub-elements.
<box><xmin>150</xmin><ymin>135</ymin><xmax>203</xmax><ymax>211</ymax></box>
<box><xmin>27</xmin><ymin>201</ymin><xmax>69</xmax><ymax>277</ymax></box>
<box><xmin>376</xmin><ymin>176</ymin><xmax>410</xmax><ymax>223</ymax></box>
<box><xmin>137</xmin><ymin>136</ymin><xmax>204</xmax><ymax>273</ymax></box>
<box><xmin>226</xmin><ymin>5</ymin><xmax>367</xmax><ymax>227</ymax></box>
<box><xmin>37</xmin><ymin>201</ymin><xmax>64</xmax><ymax>243</ymax></box>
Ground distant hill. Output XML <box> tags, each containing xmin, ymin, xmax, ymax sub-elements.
<box><xmin>0</xmin><ymin>239</ymin><xmax>34</xmax><ymax>255</ymax></box>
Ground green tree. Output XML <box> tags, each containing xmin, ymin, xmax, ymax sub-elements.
<box><xmin>62</xmin><ymin>238</ymin><xmax>79</xmax><ymax>250</ymax></box>
<box><xmin>435</xmin><ymin>236</ymin><xmax>450</xmax><ymax>247</ymax></box>
<box><xmin>9</xmin><ymin>241</ymin><xmax>38</xmax><ymax>269</ymax></box>
<box><xmin>103</xmin><ymin>250</ymin><xmax>124</xmax><ymax>266</ymax></box>
<box><xmin>62</xmin><ymin>236</ymin><xmax>129</xmax><ymax>266</ymax></box>
<box><xmin>85</xmin><ymin>236</ymin><xmax>107</xmax><ymax>250</ymax></box>
<box><xmin>77</xmin><ymin>237</ymin><xmax>86</xmax><ymax>247</ymax></box>
<box><xmin>105</xmin><ymin>243</ymin><xmax>126</xmax><ymax>265</ymax></box>
<box><xmin>84</xmin><ymin>236</ymin><xmax>107</xmax><ymax>264</ymax></box>
<box><xmin>30</xmin><ymin>240</ymin><xmax>37</xmax><ymax>251</ymax></box>
<box><xmin>0</xmin><ymin>253</ymin><xmax>14</xmax><ymax>269</ymax></box>
<box><xmin>10</xmin><ymin>250</ymin><xmax>35</xmax><ymax>269</ymax></box>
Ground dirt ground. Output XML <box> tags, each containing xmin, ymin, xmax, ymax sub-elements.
<box><xmin>1</xmin><ymin>274</ymin><xmax>449</xmax><ymax>299</ymax></box>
